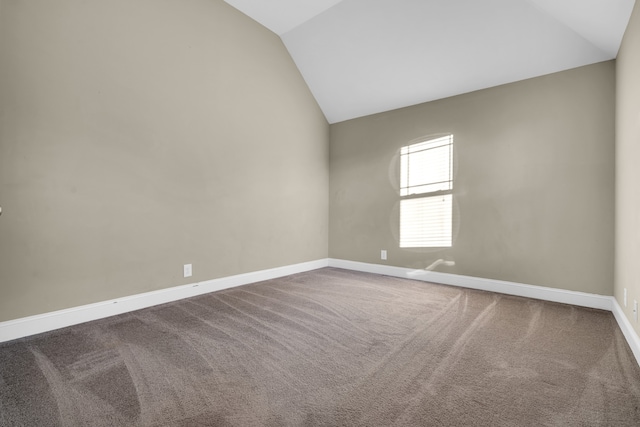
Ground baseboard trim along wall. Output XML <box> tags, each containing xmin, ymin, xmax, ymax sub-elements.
<box><xmin>328</xmin><ymin>259</ymin><xmax>613</xmax><ymax>310</ymax></box>
<box><xmin>0</xmin><ymin>259</ymin><xmax>330</xmax><ymax>344</ymax></box>
<box><xmin>2</xmin><ymin>257</ymin><xmax>639</xmax><ymax>367</ymax></box>
<box><xmin>611</xmin><ymin>298</ymin><xmax>640</xmax><ymax>365</ymax></box>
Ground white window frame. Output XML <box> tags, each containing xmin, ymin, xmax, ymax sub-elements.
<box><xmin>399</xmin><ymin>134</ymin><xmax>453</xmax><ymax>248</ymax></box>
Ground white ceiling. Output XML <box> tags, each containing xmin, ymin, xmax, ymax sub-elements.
<box><xmin>224</xmin><ymin>0</ymin><xmax>636</xmax><ymax>124</ymax></box>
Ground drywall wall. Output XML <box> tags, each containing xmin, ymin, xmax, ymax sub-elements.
<box><xmin>616</xmin><ymin>2</ymin><xmax>640</xmax><ymax>335</ymax></box>
<box><xmin>330</xmin><ymin>61</ymin><xmax>615</xmax><ymax>295</ymax></box>
<box><xmin>0</xmin><ymin>0</ymin><xmax>329</xmax><ymax>321</ymax></box>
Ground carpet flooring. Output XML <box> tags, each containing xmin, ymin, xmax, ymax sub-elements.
<box><xmin>1</xmin><ymin>267</ymin><xmax>639</xmax><ymax>426</ymax></box>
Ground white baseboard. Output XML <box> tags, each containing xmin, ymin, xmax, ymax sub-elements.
<box><xmin>328</xmin><ymin>259</ymin><xmax>612</xmax><ymax>310</ymax></box>
<box><xmin>611</xmin><ymin>298</ymin><xmax>640</xmax><ymax>366</ymax></box>
<box><xmin>0</xmin><ymin>259</ymin><xmax>329</xmax><ymax>344</ymax></box>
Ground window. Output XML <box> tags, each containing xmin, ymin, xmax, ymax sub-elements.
<box><xmin>399</xmin><ymin>135</ymin><xmax>453</xmax><ymax>248</ymax></box>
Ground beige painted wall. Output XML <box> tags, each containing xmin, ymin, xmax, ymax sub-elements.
<box><xmin>0</xmin><ymin>0</ymin><xmax>329</xmax><ymax>322</ymax></box>
<box><xmin>330</xmin><ymin>62</ymin><xmax>615</xmax><ymax>295</ymax></box>
<box><xmin>616</xmin><ymin>2</ymin><xmax>640</xmax><ymax>335</ymax></box>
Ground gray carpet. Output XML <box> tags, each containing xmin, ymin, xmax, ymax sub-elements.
<box><xmin>1</xmin><ymin>267</ymin><xmax>639</xmax><ymax>426</ymax></box>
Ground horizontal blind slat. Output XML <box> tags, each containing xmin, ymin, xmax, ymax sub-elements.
<box><xmin>399</xmin><ymin>195</ymin><xmax>452</xmax><ymax>248</ymax></box>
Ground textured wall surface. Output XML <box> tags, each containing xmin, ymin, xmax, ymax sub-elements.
<box><xmin>330</xmin><ymin>62</ymin><xmax>615</xmax><ymax>295</ymax></box>
<box><xmin>0</xmin><ymin>0</ymin><xmax>329</xmax><ymax>321</ymax></box>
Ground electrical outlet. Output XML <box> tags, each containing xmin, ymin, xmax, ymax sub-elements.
<box><xmin>634</xmin><ymin>300</ymin><xmax>638</xmax><ymax>323</ymax></box>
<box><xmin>624</xmin><ymin>288</ymin><xmax>628</xmax><ymax>307</ymax></box>
<box><xmin>184</xmin><ymin>264</ymin><xmax>192</xmax><ymax>278</ymax></box>
<box><xmin>381</xmin><ymin>250</ymin><xmax>387</xmax><ymax>260</ymax></box>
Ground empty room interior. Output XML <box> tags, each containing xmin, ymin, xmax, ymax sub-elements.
<box><xmin>1</xmin><ymin>0</ymin><xmax>640</xmax><ymax>425</ymax></box>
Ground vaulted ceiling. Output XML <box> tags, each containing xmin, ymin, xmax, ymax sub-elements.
<box><xmin>224</xmin><ymin>0</ymin><xmax>636</xmax><ymax>124</ymax></box>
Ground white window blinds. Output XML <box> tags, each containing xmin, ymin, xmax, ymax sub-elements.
<box><xmin>399</xmin><ymin>135</ymin><xmax>453</xmax><ymax>248</ymax></box>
